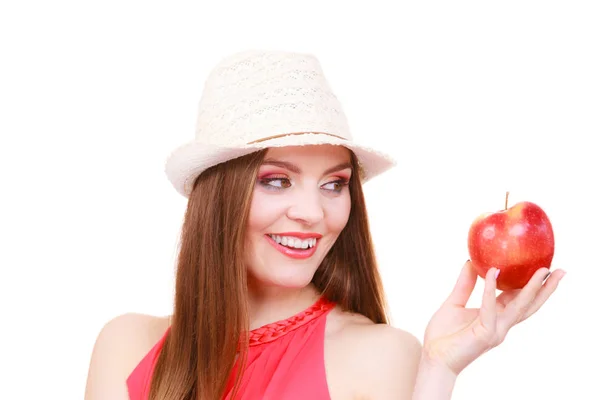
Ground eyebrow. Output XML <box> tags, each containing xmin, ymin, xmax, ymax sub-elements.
<box><xmin>261</xmin><ymin>160</ymin><xmax>353</xmax><ymax>175</ymax></box>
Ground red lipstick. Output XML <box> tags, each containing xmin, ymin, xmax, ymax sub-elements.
<box><xmin>265</xmin><ymin>234</ymin><xmax>320</xmax><ymax>260</ymax></box>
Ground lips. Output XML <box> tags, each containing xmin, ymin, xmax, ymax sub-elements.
<box><xmin>265</xmin><ymin>234</ymin><xmax>320</xmax><ymax>260</ymax></box>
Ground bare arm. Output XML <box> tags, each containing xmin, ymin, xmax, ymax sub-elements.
<box><xmin>345</xmin><ymin>324</ymin><xmax>422</xmax><ymax>399</ymax></box>
<box><xmin>85</xmin><ymin>315</ymin><xmax>134</xmax><ymax>399</ymax></box>
<box><xmin>411</xmin><ymin>351</ymin><xmax>457</xmax><ymax>400</ymax></box>
<box><xmin>84</xmin><ymin>313</ymin><xmax>168</xmax><ymax>400</ymax></box>
<box><xmin>365</xmin><ymin>331</ymin><xmax>456</xmax><ymax>400</ymax></box>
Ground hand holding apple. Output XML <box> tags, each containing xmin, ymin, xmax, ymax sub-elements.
<box><xmin>422</xmin><ymin>261</ymin><xmax>566</xmax><ymax>377</ymax></box>
<box><xmin>467</xmin><ymin>193</ymin><xmax>555</xmax><ymax>291</ymax></box>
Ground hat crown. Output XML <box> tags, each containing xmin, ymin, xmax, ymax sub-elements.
<box><xmin>194</xmin><ymin>50</ymin><xmax>353</xmax><ymax>145</ymax></box>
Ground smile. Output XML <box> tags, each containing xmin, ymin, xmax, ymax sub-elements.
<box><xmin>265</xmin><ymin>233</ymin><xmax>321</xmax><ymax>259</ymax></box>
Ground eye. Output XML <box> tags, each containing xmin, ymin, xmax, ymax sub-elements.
<box><xmin>321</xmin><ymin>179</ymin><xmax>349</xmax><ymax>193</ymax></box>
<box><xmin>258</xmin><ymin>177</ymin><xmax>292</xmax><ymax>190</ymax></box>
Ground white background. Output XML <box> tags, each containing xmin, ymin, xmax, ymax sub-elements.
<box><xmin>1</xmin><ymin>1</ymin><xmax>599</xmax><ymax>399</ymax></box>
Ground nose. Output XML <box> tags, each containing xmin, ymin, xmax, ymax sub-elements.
<box><xmin>286</xmin><ymin>187</ymin><xmax>325</xmax><ymax>226</ymax></box>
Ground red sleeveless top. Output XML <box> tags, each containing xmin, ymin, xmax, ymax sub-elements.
<box><xmin>126</xmin><ymin>296</ymin><xmax>336</xmax><ymax>399</ymax></box>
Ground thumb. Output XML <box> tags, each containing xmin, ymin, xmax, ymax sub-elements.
<box><xmin>444</xmin><ymin>260</ymin><xmax>478</xmax><ymax>307</ymax></box>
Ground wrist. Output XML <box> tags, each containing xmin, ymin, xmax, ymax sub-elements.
<box><xmin>421</xmin><ymin>351</ymin><xmax>458</xmax><ymax>379</ymax></box>
<box><xmin>420</xmin><ymin>347</ymin><xmax>458</xmax><ymax>378</ymax></box>
<box><xmin>412</xmin><ymin>349</ymin><xmax>458</xmax><ymax>400</ymax></box>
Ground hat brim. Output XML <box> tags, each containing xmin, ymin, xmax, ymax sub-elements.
<box><xmin>164</xmin><ymin>132</ymin><xmax>397</xmax><ymax>198</ymax></box>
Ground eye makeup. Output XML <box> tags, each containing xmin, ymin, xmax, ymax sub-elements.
<box><xmin>255</xmin><ymin>166</ymin><xmax>352</xmax><ymax>192</ymax></box>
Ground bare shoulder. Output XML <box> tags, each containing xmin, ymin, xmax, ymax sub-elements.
<box><xmin>326</xmin><ymin>307</ymin><xmax>422</xmax><ymax>359</ymax></box>
<box><xmin>84</xmin><ymin>313</ymin><xmax>170</xmax><ymax>400</ymax></box>
<box><xmin>325</xmin><ymin>308</ymin><xmax>423</xmax><ymax>399</ymax></box>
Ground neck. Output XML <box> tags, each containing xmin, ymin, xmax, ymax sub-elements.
<box><xmin>246</xmin><ymin>281</ymin><xmax>321</xmax><ymax>330</ymax></box>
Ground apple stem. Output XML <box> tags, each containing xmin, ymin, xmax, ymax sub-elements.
<box><xmin>505</xmin><ymin>191</ymin><xmax>509</xmax><ymax>210</ymax></box>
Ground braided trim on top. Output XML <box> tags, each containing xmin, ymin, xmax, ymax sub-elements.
<box><xmin>246</xmin><ymin>297</ymin><xmax>336</xmax><ymax>347</ymax></box>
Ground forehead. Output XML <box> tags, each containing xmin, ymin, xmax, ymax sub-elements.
<box><xmin>264</xmin><ymin>144</ymin><xmax>352</xmax><ymax>163</ymax></box>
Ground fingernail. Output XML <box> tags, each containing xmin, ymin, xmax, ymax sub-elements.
<box><xmin>494</xmin><ymin>268</ymin><xmax>500</xmax><ymax>280</ymax></box>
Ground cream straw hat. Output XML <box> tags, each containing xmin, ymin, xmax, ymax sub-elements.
<box><xmin>164</xmin><ymin>50</ymin><xmax>397</xmax><ymax>198</ymax></box>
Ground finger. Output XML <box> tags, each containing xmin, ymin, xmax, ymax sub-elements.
<box><xmin>520</xmin><ymin>269</ymin><xmax>566</xmax><ymax>321</ymax></box>
<box><xmin>479</xmin><ymin>267</ymin><xmax>499</xmax><ymax>332</ymax></box>
<box><xmin>496</xmin><ymin>289</ymin><xmax>520</xmax><ymax>308</ymax></box>
<box><xmin>445</xmin><ymin>260</ymin><xmax>478</xmax><ymax>307</ymax></box>
<box><xmin>499</xmin><ymin>267</ymin><xmax>550</xmax><ymax>330</ymax></box>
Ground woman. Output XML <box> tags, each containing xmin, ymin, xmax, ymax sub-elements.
<box><xmin>84</xmin><ymin>50</ymin><xmax>565</xmax><ymax>399</ymax></box>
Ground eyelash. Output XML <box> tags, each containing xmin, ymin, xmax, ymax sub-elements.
<box><xmin>258</xmin><ymin>177</ymin><xmax>349</xmax><ymax>193</ymax></box>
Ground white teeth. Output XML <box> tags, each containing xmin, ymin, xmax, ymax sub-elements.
<box><xmin>269</xmin><ymin>235</ymin><xmax>317</xmax><ymax>249</ymax></box>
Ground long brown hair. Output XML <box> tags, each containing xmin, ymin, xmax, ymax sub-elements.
<box><xmin>149</xmin><ymin>147</ymin><xmax>388</xmax><ymax>399</ymax></box>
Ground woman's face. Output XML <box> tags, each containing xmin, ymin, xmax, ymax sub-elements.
<box><xmin>245</xmin><ymin>144</ymin><xmax>353</xmax><ymax>289</ymax></box>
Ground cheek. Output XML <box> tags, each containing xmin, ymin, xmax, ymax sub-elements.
<box><xmin>325</xmin><ymin>193</ymin><xmax>351</xmax><ymax>232</ymax></box>
<box><xmin>247</xmin><ymin>190</ymin><xmax>286</xmax><ymax>232</ymax></box>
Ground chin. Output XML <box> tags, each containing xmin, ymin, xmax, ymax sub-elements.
<box><xmin>250</xmin><ymin>264</ymin><xmax>319</xmax><ymax>289</ymax></box>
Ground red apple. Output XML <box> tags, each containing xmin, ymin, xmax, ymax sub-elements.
<box><xmin>467</xmin><ymin>194</ymin><xmax>555</xmax><ymax>291</ymax></box>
